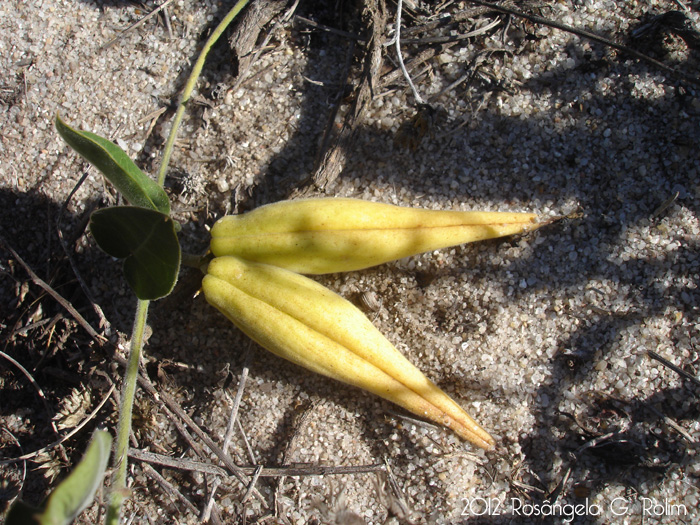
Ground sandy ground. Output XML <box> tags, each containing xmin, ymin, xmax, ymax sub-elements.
<box><xmin>1</xmin><ymin>0</ymin><xmax>699</xmax><ymax>523</ymax></box>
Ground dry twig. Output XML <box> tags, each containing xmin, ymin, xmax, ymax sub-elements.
<box><xmin>141</xmin><ymin>462</ymin><xmax>200</xmax><ymax>517</ymax></box>
<box><xmin>0</xmin><ymin>383</ymin><xmax>115</xmax><ymax>465</ymax></box>
<box><xmin>647</xmin><ymin>349</ymin><xmax>700</xmax><ymax>387</ymax></box>
<box><xmin>402</xmin><ymin>16</ymin><xmax>501</xmax><ymax>45</ymax></box>
<box><xmin>465</xmin><ymin>0</ymin><xmax>700</xmax><ymax>86</ymax></box>
<box><xmin>112</xmin><ymin>353</ymin><xmax>269</xmax><ymax>507</ymax></box>
<box><xmin>0</xmin><ymin>235</ymin><xmax>105</xmax><ymax>344</ymax></box>
<box><xmin>56</xmin><ymin>169</ymin><xmax>111</xmax><ymax>333</ymax></box>
<box><xmin>295</xmin><ymin>15</ymin><xmax>365</xmax><ymax>41</ymax></box>
<box><xmin>129</xmin><ymin>448</ymin><xmax>385</xmax><ymax>478</ymax></box>
<box><xmin>646</xmin><ymin>404</ymin><xmax>696</xmax><ymax>444</ymax></box>
<box><xmin>0</xmin><ymin>350</ymin><xmax>59</xmax><ymax>436</ymax></box>
<box><xmin>393</xmin><ymin>0</ymin><xmax>425</xmax><ymax>104</ymax></box>
<box><xmin>101</xmin><ymin>0</ymin><xmax>176</xmax><ymax>49</ymax></box>
<box><xmin>201</xmin><ymin>353</ymin><xmax>251</xmax><ymax>521</ymax></box>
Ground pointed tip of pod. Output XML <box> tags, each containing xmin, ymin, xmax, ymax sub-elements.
<box><xmin>445</xmin><ymin>411</ymin><xmax>496</xmax><ymax>450</ymax></box>
<box><xmin>471</xmin><ymin>430</ymin><xmax>497</xmax><ymax>451</ymax></box>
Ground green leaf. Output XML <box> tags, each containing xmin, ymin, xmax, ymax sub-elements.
<box><xmin>6</xmin><ymin>430</ymin><xmax>112</xmax><ymax>525</ymax></box>
<box><xmin>55</xmin><ymin>114</ymin><xmax>170</xmax><ymax>215</ymax></box>
<box><xmin>39</xmin><ymin>431</ymin><xmax>112</xmax><ymax>525</ymax></box>
<box><xmin>90</xmin><ymin>206</ymin><xmax>181</xmax><ymax>300</ymax></box>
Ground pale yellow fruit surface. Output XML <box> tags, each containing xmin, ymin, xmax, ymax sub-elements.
<box><xmin>203</xmin><ymin>256</ymin><xmax>495</xmax><ymax>449</ymax></box>
<box><xmin>210</xmin><ymin>198</ymin><xmax>539</xmax><ymax>274</ymax></box>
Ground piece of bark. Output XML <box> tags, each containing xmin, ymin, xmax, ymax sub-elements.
<box><xmin>228</xmin><ymin>0</ymin><xmax>288</xmax><ymax>83</ymax></box>
<box><xmin>291</xmin><ymin>0</ymin><xmax>388</xmax><ymax>197</ymax></box>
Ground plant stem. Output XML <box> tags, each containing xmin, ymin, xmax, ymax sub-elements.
<box><xmin>181</xmin><ymin>251</ymin><xmax>211</xmax><ymax>271</ymax></box>
<box><xmin>106</xmin><ymin>298</ymin><xmax>149</xmax><ymax>525</ymax></box>
<box><xmin>106</xmin><ymin>2</ymin><xmax>251</xmax><ymax>522</ymax></box>
<box><xmin>157</xmin><ymin>0</ymin><xmax>251</xmax><ymax>186</ymax></box>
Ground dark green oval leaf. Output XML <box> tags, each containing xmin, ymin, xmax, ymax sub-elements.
<box><xmin>90</xmin><ymin>206</ymin><xmax>181</xmax><ymax>300</ymax></box>
<box><xmin>56</xmin><ymin>114</ymin><xmax>170</xmax><ymax>215</ymax></box>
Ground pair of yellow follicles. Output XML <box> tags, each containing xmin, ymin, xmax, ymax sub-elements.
<box><xmin>203</xmin><ymin>198</ymin><xmax>541</xmax><ymax>450</ymax></box>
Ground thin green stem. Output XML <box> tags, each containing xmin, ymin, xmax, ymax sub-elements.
<box><xmin>106</xmin><ymin>3</ymin><xmax>251</xmax><ymax>522</ymax></box>
<box><xmin>106</xmin><ymin>299</ymin><xmax>149</xmax><ymax>525</ymax></box>
<box><xmin>157</xmin><ymin>0</ymin><xmax>250</xmax><ymax>186</ymax></box>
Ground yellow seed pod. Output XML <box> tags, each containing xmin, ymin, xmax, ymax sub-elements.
<box><xmin>210</xmin><ymin>198</ymin><xmax>539</xmax><ymax>274</ymax></box>
<box><xmin>203</xmin><ymin>256</ymin><xmax>495</xmax><ymax>450</ymax></box>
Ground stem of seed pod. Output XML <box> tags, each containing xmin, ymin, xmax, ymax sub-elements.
<box><xmin>181</xmin><ymin>252</ymin><xmax>212</xmax><ymax>272</ymax></box>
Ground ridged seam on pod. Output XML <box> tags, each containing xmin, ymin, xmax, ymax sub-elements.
<box><xmin>210</xmin><ymin>198</ymin><xmax>540</xmax><ymax>274</ymax></box>
<box><xmin>203</xmin><ymin>256</ymin><xmax>495</xmax><ymax>450</ymax></box>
